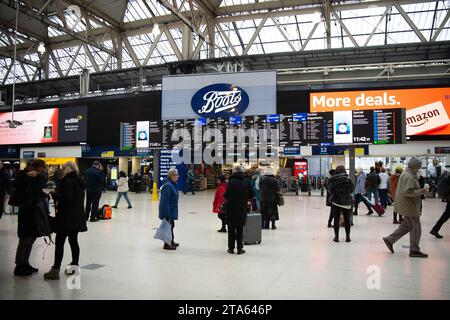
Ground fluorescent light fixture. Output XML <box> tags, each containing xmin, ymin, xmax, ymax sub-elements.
<box><xmin>152</xmin><ymin>23</ymin><xmax>160</xmax><ymax>36</ymax></box>
<box><xmin>37</xmin><ymin>42</ymin><xmax>46</xmax><ymax>54</ymax></box>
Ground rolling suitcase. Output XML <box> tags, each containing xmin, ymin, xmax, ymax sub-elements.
<box><xmin>243</xmin><ymin>212</ymin><xmax>262</xmax><ymax>245</ymax></box>
<box><xmin>372</xmin><ymin>203</ymin><xmax>385</xmax><ymax>216</ymax></box>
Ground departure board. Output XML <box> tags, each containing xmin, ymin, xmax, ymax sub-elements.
<box><xmin>120</xmin><ymin>122</ymin><xmax>136</xmax><ymax>151</ymax></box>
<box><xmin>120</xmin><ymin>108</ymin><xmax>405</xmax><ymax>152</ymax></box>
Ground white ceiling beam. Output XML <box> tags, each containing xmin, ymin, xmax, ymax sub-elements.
<box><xmin>331</xmin><ymin>8</ymin><xmax>359</xmax><ymax>47</ymax></box>
<box><xmin>164</xmin><ymin>27</ymin><xmax>183</xmax><ymax>60</ymax></box>
<box><xmin>393</xmin><ymin>3</ymin><xmax>427</xmax><ymax>42</ymax></box>
<box><xmin>432</xmin><ymin>7</ymin><xmax>450</xmax><ymax>41</ymax></box>
<box><xmin>301</xmin><ymin>22</ymin><xmax>320</xmax><ymax>51</ymax></box>
<box><xmin>216</xmin><ymin>23</ymin><xmax>238</xmax><ymax>56</ymax></box>
<box><xmin>123</xmin><ymin>36</ymin><xmax>142</xmax><ymax>67</ymax></box>
<box><xmin>50</xmin><ymin>50</ymin><xmax>64</xmax><ymax>77</ymax></box>
<box><xmin>271</xmin><ymin>17</ymin><xmax>296</xmax><ymax>51</ymax></box>
<box><xmin>1</xmin><ymin>62</ymin><xmax>13</xmax><ymax>85</ymax></box>
<box><xmin>84</xmin><ymin>44</ymin><xmax>100</xmax><ymax>72</ymax></box>
<box><xmin>363</xmin><ymin>4</ymin><xmax>392</xmax><ymax>46</ymax></box>
<box><xmin>243</xmin><ymin>17</ymin><xmax>268</xmax><ymax>55</ymax></box>
<box><xmin>143</xmin><ymin>32</ymin><xmax>163</xmax><ymax>66</ymax></box>
<box><xmin>64</xmin><ymin>45</ymin><xmax>82</xmax><ymax>76</ymax></box>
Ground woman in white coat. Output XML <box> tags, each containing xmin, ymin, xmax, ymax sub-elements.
<box><xmin>112</xmin><ymin>171</ymin><xmax>132</xmax><ymax>209</ymax></box>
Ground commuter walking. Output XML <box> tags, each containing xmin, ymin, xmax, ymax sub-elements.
<box><xmin>53</xmin><ymin>166</ymin><xmax>63</xmax><ymax>190</ymax></box>
<box><xmin>383</xmin><ymin>157</ymin><xmax>429</xmax><ymax>258</ymax></box>
<box><xmin>327</xmin><ymin>166</ymin><xmax>354</xmax><ymax>243</ymax></box>
<box><xmin>44</xmin><ymin>161</ymin><xmax>87</xmax><ymax>280</ymax></box>
<box><xmin>213</xmin><ymin>175</ymin><xmax>228</xmax><ymax>233</ymax></box>
<box><xmin>379</xmin><ymin>168</ymin><xmax>390</xmax><ymax>209</ymax></box>
<box><xmin>223</xmin><ymin>166</ymin><xmax>254</xmax><ymax>255</ymax></box>
<box><xmin>112</xmin><ymin>171</ymin><xmax>132</xmax><ymax>209</ymax></box>
<box><xmin>259</xmin><ymin>168</ymin><xmax>280</xmax><ymax>230</ymax></box>
<box><xmin>134</xmin><ymin>172</ymin><xmax>143</xmax><ymax>193</ymax></box>
<box><xmin>430</xmin><ymin>173</ymin><xmax>450</xmax><ymax>238</ymax></box>
<box><xmin>390</xmin><ymin>167</ymin><xmax>403</xmax><ymax>224</ymax></box>
<box><xmin>0</xmin><ymin>161</ymin><xmax>11</xmax><ymax>219</ymax></box>
<box><xmin>353</xmin><ymin>168</ymin><xmax>373</xmax><ymax>216</ymax></box>
<box><xmin>84</xmin><ymin>161</ymin><xmax>105</xmax><ymax>222</ymax></box>
<box><xmin>13</xmin><ymin>159</ymin><xmax>47</xmax><ymax>276</ymax></box>
<box><xmin>159</xmin><ymin>168</ymin><xmax>180</xmax><ymax>250</ymax></box>
<box><xmin>366</xmin><ymin>166</ymin><xmax>381</xmax><ymax>215</ymax></box>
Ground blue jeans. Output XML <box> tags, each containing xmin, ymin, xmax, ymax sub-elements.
<box><xmin>366</xmin><ymin>188</ymin><xmax>380</xmax><ymax>204</ymax></box>
<box><xmin>354</xmin><ymin>193</ymin><xmax>372</xmax><ymax>212</ymax></box>
<box><xmin>114</xmin><ymin>192</ymin><xmax>132</xmax><ymax>207</ymax></box>
<box><xmin>379</xmin><ymin>189</ymin><xmax>388</xmax><ymax>208</ymax></box>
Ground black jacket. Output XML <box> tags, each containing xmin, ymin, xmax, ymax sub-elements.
<box><xmin>15</xmin><ymin>171</ymin><xmax>48</xmax><ymax>238</ymax></box>
<box><xmin>366</xmin><ymin>172</ymin><xmax>381</xmax><ymax>189</ymax></box>
<box><xmin>259</xmin><ymin>175</ymin><xmax>279</xmax><ymax>202</ymax></box>
<box><xmin>53</xmin><ymin>171</ymin><xmax>88</xmax><ymax>233</ymax></box>
<box><xmin>0</xmin><ymin>167</ymin><xmax>11</xmax><ymax>194</ymax></box>
<box><xmin>84</xmin><ymin>167</ymin><xmax>105</xmax><ymax>193</ymax></box>
<box><xmin>327</xmin><ymin>173</ymin><xmax>355</xmax><ymax>207</ymax></box>
<box><xmin>224</xmin><ymin>172</ymin><xmax>255</xmax><ymax>227</ymax></box>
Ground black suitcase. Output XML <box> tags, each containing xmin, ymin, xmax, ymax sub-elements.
<box><xmin>243</xmin><ymin>212</ymin><xmax>262</xmax><ymax>245</ymax></box>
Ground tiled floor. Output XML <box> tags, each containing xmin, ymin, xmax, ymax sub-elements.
<box><xmin>0</xmin><ymin>190</ymin><xmax>449</xmax><ymax>300</ymax></box>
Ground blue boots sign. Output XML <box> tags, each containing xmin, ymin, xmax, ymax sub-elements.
<box><xmin>191</xmin><ymin>83</ymin><xmax>250</xmax><ymax>118</ymax></box>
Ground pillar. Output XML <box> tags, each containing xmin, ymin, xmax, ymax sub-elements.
<box><xmin>118</xmin><ymin>157</ymin><xmax>128</xmax><ymax>174</ymax></box>
<box><xmin>153</xmin><ymin>150</ymin><xmax>160</xmax><ymax>186</ymax></box>
<box><xmin>182</xmin><ymin>24</ymin><xmax>193</xmax><ymax>60</ymax></box>
<box><xmin>131</xmin><ymin>157</ymin><xmax>140</xmax><ymax>174</ymax></box>
<box><xmin>331</xmin><ymin>156</ymin><xmax>345</xmax><ymax>169</ymax></box>
<box><xmin>348</xmin><ymin>146</ymin><xmax>356</xmax><ymax>183</ymax></box>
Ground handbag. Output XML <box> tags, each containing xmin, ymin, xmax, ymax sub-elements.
<box><xmin>275</xmin><ymin>192</ymin><xmax>284</xmax><ymax>206</ymax></box>
<box><xmin>220</xmin><ymin>200</ymin><xmax>228</xmax><ymax>213</ymax></box>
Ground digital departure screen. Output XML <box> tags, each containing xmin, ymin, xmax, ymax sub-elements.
<box><xmin>120</xmin><ymin>109</ymin><xmax>405</xmax><ymax>151</ymax></box>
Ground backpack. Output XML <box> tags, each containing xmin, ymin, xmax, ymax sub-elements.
<box><xmin>34</xmin><ymin>199</ymin><xmax>54</xmax><ymax>244</ymax></box>
<box><xmin>98</xmin><ymin>204</ymin><xmax>112</xmax><ymax>220</ymax></box>
<box><xmin>437</xmin><ymin>173</ymin><xmax>450</xmax><ymax>198</ymax></box>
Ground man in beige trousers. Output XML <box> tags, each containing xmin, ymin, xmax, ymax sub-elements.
<box><xmin>383</xmin><ymin>157</ymin><xmax>429</xmax><ymax>258</ymax></box>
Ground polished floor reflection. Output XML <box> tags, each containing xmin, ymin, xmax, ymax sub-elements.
<box><xmin>0</xmin><ymin>190</ymin><xmax>449</xmax><ymax>300</ymax></box>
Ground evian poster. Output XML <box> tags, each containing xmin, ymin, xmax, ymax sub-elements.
<box><xmin>310</xmin><ymin>88</ymin><xmax>450</xmax><ymax>136</ymax></box>
<box><xmin>161</xmin><ymin>71</ymin><xmax>276</xmax><ymax>120</ymax></box>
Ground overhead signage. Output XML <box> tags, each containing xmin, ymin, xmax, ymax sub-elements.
<box><xmin>310</xmin><ymin>87</ymin><xmax>450</xmax><ymax>136</ymax></box>
<box><xmin>191</xmin><ymin>84</ymin><xmax>249</xmax><ymax>118</ymax></box>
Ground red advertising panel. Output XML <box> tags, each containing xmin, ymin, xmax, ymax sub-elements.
<box><xmin>310</xmin><ymin>87</ymin><xmax>450</xmax><ymax>136</ymax></box>
<box><xmin>0</xmin><ymin>106</ymin><xmax>87</xmax><ymax>145</ymax></box>
<box><xmin>294</xmin><ymin>159</ymin><xmax>308</xmax><ymax>183</ymax></box>
<box><xmin>0</xmin><ymin>108</ymin><xmax>59</xmax><ymax>144</ymax></box>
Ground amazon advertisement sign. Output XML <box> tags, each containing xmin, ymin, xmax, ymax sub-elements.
<box><xmin>161</xmin><ymin>71</ymin><xmax>276</xmax><ymax>120</ymax></box>
<box><xmin>310</xmin><ymin>88</ymin><xmax>450</xmax><ymax>137</ymax></box>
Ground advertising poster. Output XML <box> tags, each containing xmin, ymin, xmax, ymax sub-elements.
<box><xmin>0</xmin><ymin>108</ymin><xmax>59</xmax><ymax>144</ymax></box>
<box><xmin>310</xmin><ymin>88</ymin><xmax>450</xmax><ymax>136</ymax></box>
<box><xmin>136</xmin><ymin>121</ymin><xmax>150</xmax><ymax>148</ymax></box>
<box><xmin>333</xmin><ymin>111</ymin><xmax>353</xmax><ymax>144</ymax></box>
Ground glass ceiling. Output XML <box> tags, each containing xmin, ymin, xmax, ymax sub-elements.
<box><xmin>1</xmin><ymin>0</ymin><xmax>449</xmax><ymax>85</ymax></box>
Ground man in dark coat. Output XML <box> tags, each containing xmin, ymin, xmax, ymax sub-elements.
<box><xmin>223</xmin><ymin>166</ymin><xmax>255</xmax><ymax>255</ymax></box>
<box><xmin>84</xmin><ymin>161</ymin><xmax>105</xmax><ymax>222</ymax></box>
<box><xmin>45</xmin><ymin>161</ymin><xmax>87</xmax><ymax>280</ymax></box>
<box><xmin>0</xmin><ymin>161</ymin><xmax>11</xmax><ymax>219</ymax></box>
<box><xmin>13</xmin><ymin>159</ymin><xmax>48</xmax><ymax>276</ymax></box>
<box><xmin>259</xmin><ymin>168</ymin><xmax>280</xmax><ymax>230</ymax></box>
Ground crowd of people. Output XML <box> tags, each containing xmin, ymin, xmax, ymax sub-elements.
<box><xmin>1</xmin><ymin>156</ymin><xmax>449</xmax><ymax>281</ymax></box>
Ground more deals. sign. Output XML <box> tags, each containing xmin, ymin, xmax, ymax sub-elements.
<box><xmin>310</xmin><ymin>88</ymin><xmax>450</xmax><ymax>136</ymax></box>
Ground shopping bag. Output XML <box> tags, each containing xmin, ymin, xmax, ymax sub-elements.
<box><xmin>154</xmin><ymin>219</ymin><xmax>173</xmax><ymax>245</ymax></box>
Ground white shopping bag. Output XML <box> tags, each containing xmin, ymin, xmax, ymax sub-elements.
<box><xmin>153</xmin><ymin>219</ymin><xmax>173</xmax><ymax>245</ymax></box>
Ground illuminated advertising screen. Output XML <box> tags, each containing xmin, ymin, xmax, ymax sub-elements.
<box><xmin>0</xmin><ymin>106</ymin><xmax>87</xmax><ymax>145</ymax></box>
<box><xmin>310</xmin><ymin>88</ymin><xmax>450</xmax><ymax>137</ymax></box>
